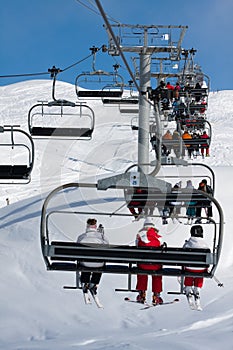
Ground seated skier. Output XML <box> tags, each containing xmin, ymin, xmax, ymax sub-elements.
<box><xmin>135</xmin><ymin>218</ymin><xmax>164</xmax><ymax>305</ymax></box>
<box><xmin>183</xmin><ymin>225</ymin><xmax>209</xmax><ymax>310</ymax></box>
<box><xmin>77</xmin><ymin>218</ymin><xmax>109</xmax><ymax>301</ymax></box>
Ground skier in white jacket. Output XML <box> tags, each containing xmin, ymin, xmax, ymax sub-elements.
<box><xmin>183</xmin><ymin>225</ymin><xmax>209</xmax><ymax>306</ymax></box>
<box><xmin>77</xmin><ymin>218</ymin><xmax>109</xmax><ymax>295</ymax></box>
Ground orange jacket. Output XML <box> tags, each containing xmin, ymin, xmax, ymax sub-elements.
<box><xmin>182</xmin><ymin>132</ymin><xmax>192</xmax><ymax>147</ymax></box>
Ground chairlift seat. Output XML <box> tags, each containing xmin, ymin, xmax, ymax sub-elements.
<box><xmin>30</xmin><ymin>127</ymin><xmax>93</xmax><ymax>138</ymax></box>
<box><xmin>0</xmin><ymin>165</ymin><xmax>30</xmax><ymax>179</ymax></box>
<box><xmin>102</xmin><ymin>98</ymin><xmax>139</xmax><ymax>105</ymax></box>
<box><xmin>77</xmin><ymin>90</ymin><xmax>123</xmax><ymax>98</ymax></box>
<box><xmin>162</xmin><ymin>138</ymin><xmax>210</xmax><ymax>148</ymax></box>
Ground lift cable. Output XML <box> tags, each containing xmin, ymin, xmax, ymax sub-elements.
<box><xmin>0</xmin><ymin>72</ymin><xmax>50</xmax><ymax>79</ymax></box>
<box><xmin>0</xmin><ymin>49</ymin><xmax>99</xmax><ymax>80</ymax></box>
<box><xmin>75</xmin><ymin>0</ymin><xmax>121</xmax><ymax>24</ymax></box>
<box><xmin>95</xmin><ymin>0</ymin><xmax>140</xmax><ymax>93</ymax></box>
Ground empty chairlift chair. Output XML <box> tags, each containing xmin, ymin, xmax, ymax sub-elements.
<box><xmin>0</xmin><ymin>125</ymin><xmax>34</xmax><ymax>184</ymax></box>
<box><xmin>75</xmin><ymin>70</ymin><xmax>124</xmax><ymax>99</ymax></box>
<box><xmin>28</xmin><ymin>100</ymin><xmax>95</xmax><ymax>140</ymax></box>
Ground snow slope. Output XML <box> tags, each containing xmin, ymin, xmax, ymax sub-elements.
<box><xmin>0</xmin><ymin>81</ymin><xmax>232</xmax><ymax>350</ymax></box>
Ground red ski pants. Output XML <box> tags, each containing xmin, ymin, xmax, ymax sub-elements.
<box><xmin>184</xmin><ymin>276</ymin><xmax>204</xmax><ymax>288</ymax></box>
<box><xmin>184</xmin><ymin>268</ymin><xmax>207</xmax><ymax>288</ymax></box>
<box><xmin>136</xmin><ymin>274</ymin><xmax>162</xmax><ymax>293</ymax></box>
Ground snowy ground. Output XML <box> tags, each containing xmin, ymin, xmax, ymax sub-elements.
<box><xmin>0</xmin><ymin>81</ymin><xmax>232</xmax><ymax>349</ymax></box>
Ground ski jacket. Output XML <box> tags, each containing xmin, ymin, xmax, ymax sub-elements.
<box><xmin>182</xmin><ymin>131</ymin><xmax>192</xmax><ymax>148</ymax></box>
<box><xmin>183</xmin><ymin>236</ymin><xmax>209</xmax><ymax>271</ymax></box>
<box><xmin>162</xmin><ymin>131</ymin><xmax>172</xmax><ymax>140</ymax></box>
<box><xmin>200</xmin><ymin>133</ymin><xmax>210</xmax><ymax>147</ymax></box>
<box><xmin>198</xmin><ymin>182</ymin><xmax>213</xmax><ymax>196</ymax></box>
<box><xmin>166</xmin><ymin>83</ymin><xmax>174</xmax><ymax>90</ymax></box>
<box><xmin>77</xmin><ymin>228</ymin><xmax>109</xmax><ymax>268</ymax></box>
<box><xmin>136</xmin><ymin>227</ymin><xmax>162</xmax><ymax>270</ymax></box>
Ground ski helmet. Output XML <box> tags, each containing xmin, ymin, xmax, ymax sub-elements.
<box><xmin>190</xmin><ymin>225</ymin><xmax>203</xmax><ymax>238</ymax></box>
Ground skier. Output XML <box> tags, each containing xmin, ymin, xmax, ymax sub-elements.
<box><xmin>127</xmin><ymin>187</ymin><xmax>148</xmax><ymax>219</ymax></box>
<box><xmin>169</xmin><ymin>182</ymin><xmax>182</xmax><ymax>222</ymax></box>
<box><xmin>77</xmin><ymin>218</ymin><xmax>109</xmax><ymax>299</ymax></box>
<box><xmin>200</xmin><ymin>131</ymin><xmax>210</xmax><ymax>158</ymax></box>
<box><xmin>195</xmin><ymin>179</ymin><xmax>213</xmax><ymax>223</ymax></box>
<box><xmin>185</xmin><ymin>180</ymin><xmax>196</xmax><ymax>224</ymax></box>
<box><xmin>183</xmin><ymin>225</ymin><xmax>209</xmax><ymax>310</ymax></box>
<box><xmin>182</xmin><ymin>130</ymin><xmax>193</xmax><ymax>158</ymax></box>
<box><xmin>135</xmin><ymin>218</ymin><xmax>164</xmax><ymax>305</ymax></box>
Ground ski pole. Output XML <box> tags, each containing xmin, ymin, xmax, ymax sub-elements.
<box><xmin>110</xmin><ymin>202</ymin><xmax>127</xmax><ymax>217</ymax></box>
<box><xmin>213</xmin><ymin>275</ymin><xmax>224</xmax><ymax>287</ymax></box>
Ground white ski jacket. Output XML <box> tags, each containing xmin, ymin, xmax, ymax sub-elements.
<box><xmin>77</xmin><ymin>228</ymin><xmax>109</xmax><ymax>268</ymax></box>
<box><xmin>183</xmin><ymin>236</ymin><xmax>209</xmax><ymax>271</ymax></box>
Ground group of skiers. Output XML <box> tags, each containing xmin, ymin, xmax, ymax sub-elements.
<box><xmin>126</xmin><ymin>179</ymin><xmax>213</xmax><ymax>225</ymax></box>
<box><xmin>77</xmin><ymin>216</ymin><xmax>209</xmax><ymax>309</ymax></box>
<box><xmin>158</xmin><ymin>128</ymin><xmax>210</xmax><ymax>159</ymax></box>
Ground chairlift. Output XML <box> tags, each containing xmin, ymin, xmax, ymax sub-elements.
<box><xmin>40</xmin><ymin>174</ymin><xmax>223</xmax><ymax>293</ymax></box>
<box><xmin>102</xmin><ymin>80</ymin><xmax>139</xmax><ymax>112</ymax></box>
<box><xmin>75</xmin><ymin>70</ymin><xmax>124</xmax><ymax>99</ymax></box>
<box><xmin>0</xmin><ymin>125</ymin><xmax>34</xmax><ymax>184</ymax></box>
<box><xmin>28</xmin><ymin>100</ymin><xmax>95</xmax><ymax>140</ymax></box>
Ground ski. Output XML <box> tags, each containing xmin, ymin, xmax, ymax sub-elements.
<box><xmin>140</xmin><ymin>298</ymin><xmax>180</xmax><ymax>310</ymax></box>
<box><xmin>186</xmin><ymin>294</ymin><xmax>196</xmax><ymax>310</ymax></box>
<box><xmin>82</xmin><ymin>285</ymin><xmax>103</xmax><ymax>308</ymax></box>
<box><xmin>83</xmin><ymin>291</ymin><xmax>92</xmax><ymax>305</ymax></box>
<box><xmin>124</xmin><ymin>297</ymin><xmax>179</xmax><ymax>309</ymax></box>
<box><xmin>89</xmin><ymin>289</ymin><xmax>104</xmax><ymax>308</ymax></box>
<box><xmin>124</xmin><ymin>297</ymin><xmax>151</xmax><ymax>308</ymax></box>
<box><xmin>186</xmin><ymin>294</ymin><xmax>202</xmax><ymax>311</ymax></box>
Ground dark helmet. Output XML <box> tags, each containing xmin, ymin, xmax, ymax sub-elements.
<box><xmin>190</xmin><ymin>225</ymin><xmax>203</xmax><ymax>238</ymax></box>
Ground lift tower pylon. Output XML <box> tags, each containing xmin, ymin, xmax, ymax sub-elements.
<box><xmin>99</xmin><ymin>17</ymin><xmax>188</xmax><ymax>174</ymax></box>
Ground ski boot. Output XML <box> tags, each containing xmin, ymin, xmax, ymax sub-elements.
<box><xmin>81</xmin><ymin>283</ymin><xmax>89</xmax><ymax>294</ymax></box>
<box><xmin>89</xmin><ymin>283</ymin><xmax>98</xmax><ymax>295</ymax></box>
<box><xmin>152</xmin><ymin>293</ymin><xmax>163</xmax><ymax>305</ymax></box>
<box><xmin>136</xmin><ymin>290</ymin><xmax>146</xmax><ymax>304</ymax></box>
<box><xmin>82</xmin><ymin>283</ymin><xmax>92</xmax><ymax>304</ymax></box>
<box><xmin>185</xmin><ymin>286</ymin><xmax>195</xmax><ymax>309</ymax></box>
<box><xmin>195</xmin><ymin>218</ymin><xmax>202</xmax><ymax>224</ymax></box>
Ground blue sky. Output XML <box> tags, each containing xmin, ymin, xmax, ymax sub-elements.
<box><xmin>0</xmin><ymin>0</ymin><xmax>232</xmax><ymax>91</ymax></box>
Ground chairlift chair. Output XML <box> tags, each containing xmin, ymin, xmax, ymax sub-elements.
<box><xmin>0</xmin><ymin>125</ymin><xmax>34</xmax><ymax>184</ymax></box>
<box><xmin>102</xmin><ymin>80</ymin><xmax>139</xmax><ymax>111</ymax></box>
<box><xmin>75</xmin><ymin>70</ymin><xmax>124</xmax><ymax>99</ymax></box>
<box><xmin>40</xmin><ymin>176</ymin><xmax>223</xmax><ymax>293</ymax></box>
<box><xmin>28</xmin><ymin>100</ymin><xmax>95</xmax><ymax>140</ymax></box>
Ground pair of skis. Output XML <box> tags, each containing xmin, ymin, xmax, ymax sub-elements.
<box><xmin>186</xmin><ymin>294</ymin><xmax>203</xmax><ymax>311</ymax></box>
<box><xmin>124</xmin><ymin>297</ymin><xmax>180</xmax><ymax>310</ymax></box>
<box><xmin>83</xmin><ymin>288</ymin><xmax>103</xmax><ymax>308</ymax></box>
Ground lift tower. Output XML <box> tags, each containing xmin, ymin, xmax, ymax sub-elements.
<box><xmin>100</xmin><ymin>18</ymin><xmax>187</xmax><ymax>173</ymax></box>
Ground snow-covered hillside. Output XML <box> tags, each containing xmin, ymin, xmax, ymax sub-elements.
<box><xmin>0</xmin><ymin>81</ymin><xmax>232</xmax><ymax>350</ymax></box>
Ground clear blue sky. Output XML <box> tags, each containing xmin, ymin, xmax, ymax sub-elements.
<box><xmin>0</xmin><ymin>0</ymin><xmax>232</xmax><ymax>91</ymax></box>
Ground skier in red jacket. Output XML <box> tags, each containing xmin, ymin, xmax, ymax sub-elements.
<box><xmin>200</xmin><ymin>131</ymin><xmax>210</xmax><ymax>157</ymax></box>
<box><xmin>135</xmin><ymin>218</ymin><xmax>164</xmax><ymax>305</ymax></box>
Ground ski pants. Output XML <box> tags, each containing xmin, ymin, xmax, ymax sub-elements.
<box><xmin>80</xmin><ymin>272</ymin><xmax>102</xmax><ymax>285</ymax></box>
<box><xmin>184</xmin><ymin>276</ymin><xmax>204</xmax><ymax>288</ymax></box>
<box><xmin>136</xmin><ymin>274</ymin><xmax>162</xmax><ymax>293</ymax></box>
<box><xmin>184</xmin><ymin>268</ymin><xmax>208</xmax><ymax>288</ymax></box>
